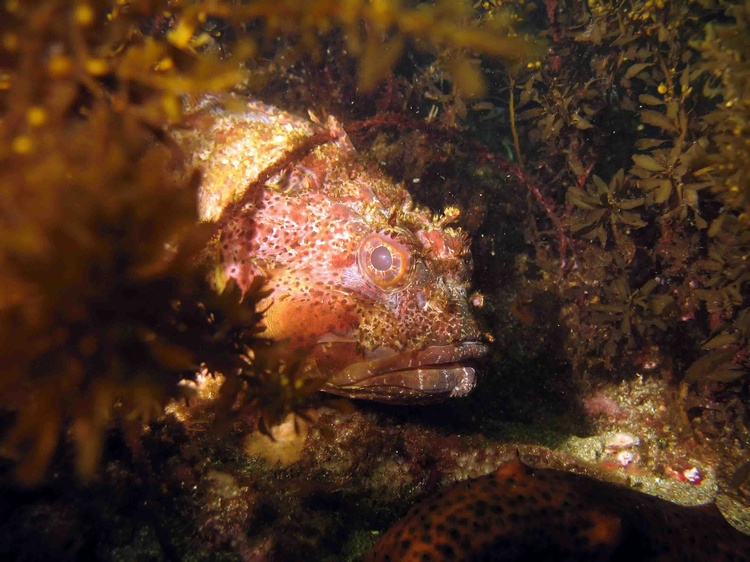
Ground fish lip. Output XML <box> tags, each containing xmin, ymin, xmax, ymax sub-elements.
<box><xmin>322</xmin><ymin>341</ymin><xmax>488</xmax><ymax>404</ymax></box>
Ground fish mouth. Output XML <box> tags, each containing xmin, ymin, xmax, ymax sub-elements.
<box><xmin>321</xmin><ymin>342</ymin><xmax>488</xmax><ymax>404</ymax></box>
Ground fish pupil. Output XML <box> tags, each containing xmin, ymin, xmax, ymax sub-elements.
<box><xmin>371</xmin><ymin>245</ymin><xmax>393</xmax><ymax>271</ymax></box>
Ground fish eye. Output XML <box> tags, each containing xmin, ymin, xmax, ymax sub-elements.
<box><xmin>358</xmin><ymin>232</ymin><xmax>413</xmax><ymax>290</ymax></box>
<box><xmin>370</xmin><ymin>245</ymin><xmax>393</xmax><ymax>271</ymax></box>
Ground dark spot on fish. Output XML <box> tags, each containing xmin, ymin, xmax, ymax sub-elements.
<box><xmin>490</xmin><ymin>536</ymin><xmax>511</xmax><ymax>552</ymax></box>
<box><xmin>436</xmin><ymin>543</ymin><xmax>456</xmax><ymax>557</ymax></box>
<box><xmin>474</xmin><ymin>500</ymin><xmax>488</xmax><ymax>517</ymax></box>
<box><xmin>572</xmin><ymin>532</ymin><xmax>587</xmax><ymax>549</ymax></box>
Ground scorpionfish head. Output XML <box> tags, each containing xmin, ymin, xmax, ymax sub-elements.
<box><xmin>177</xmin><ymin>96</ymin><xmax>487</xmax><ymax>404</ymax></box>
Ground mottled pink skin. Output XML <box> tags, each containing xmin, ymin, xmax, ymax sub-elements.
<box><xmin>176</xmin><ymin>96</ymin><xmax>486</xmax><ymax>403</ymax></box>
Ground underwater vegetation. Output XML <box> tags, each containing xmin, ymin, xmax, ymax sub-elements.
<box><xmin>0</xmin><ymin>0</ymin><xmax>264</xmax><ymax>484</ymax></box>
<box><xmin>495</xmin><ymin>0</ymin><xmax>750</xmax><ymax>452</ymax></box>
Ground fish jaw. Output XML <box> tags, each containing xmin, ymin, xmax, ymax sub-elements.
<box><xmin>319</xmin><ymin>342</ymin><xmax>488</xmax><ymax>404</ymax></box>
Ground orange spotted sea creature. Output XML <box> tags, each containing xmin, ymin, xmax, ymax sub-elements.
<box><xmin>367</xmin><ymin>458</ymin><xmax>750</xmax><ymax>561</ymax></box>
<box><xmin>172</xmin><ymin>95</ymin><xmax>487</xmax><ymax>404</ymax></box>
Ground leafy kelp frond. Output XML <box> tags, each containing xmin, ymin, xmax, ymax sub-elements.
<box><xmin>0</xmin><ymin>101</ymin><xmax>268</xmax><ymax>482</ymax></box>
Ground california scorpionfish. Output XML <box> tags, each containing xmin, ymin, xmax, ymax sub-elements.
<box><xmin>173</xmin><ymin>95</ymin><xmax>487</xmax><ymax>403</ymax></box>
